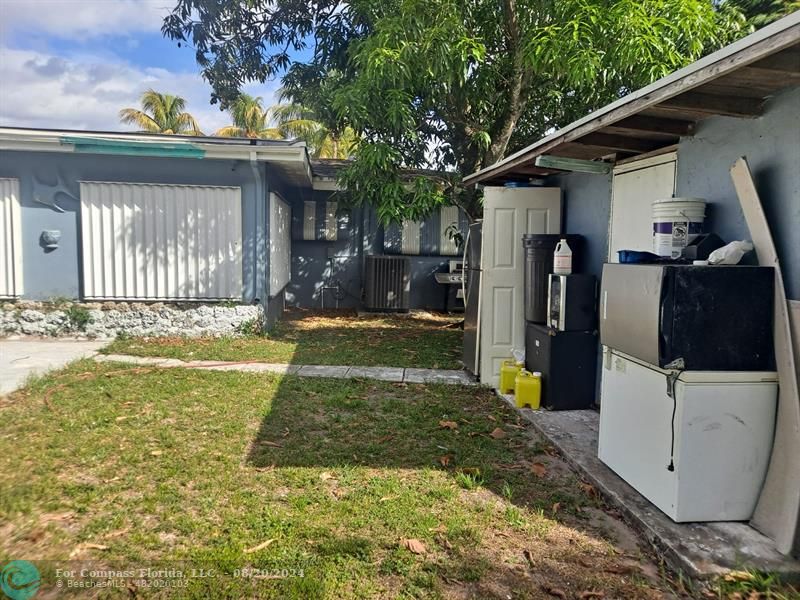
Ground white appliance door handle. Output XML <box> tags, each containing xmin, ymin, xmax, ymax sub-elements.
<box><xmin>462</xmin><ymin>227</ymin><xmax>471</xmax><ymax>302</ymax></box>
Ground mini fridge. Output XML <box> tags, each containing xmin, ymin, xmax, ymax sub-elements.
<box><xmin>525</xmin><ymin>323</ymin><xmax>597</xmax><ymax>410</ymax></box>
<box><xmin>598</xmin><ymin>348</ymin><xmax>777</xmax><ymax>522</ymax></box>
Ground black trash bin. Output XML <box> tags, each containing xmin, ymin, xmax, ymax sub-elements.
<box><xmin>522</xmin><ymin>234</ymin><xmax>583</xmax><ymax>323</ymax></box>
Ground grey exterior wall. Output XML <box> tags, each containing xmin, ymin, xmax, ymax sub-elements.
<box><xmin>675</xmin><ymin>86</ymin><xmax>800</xmax><ymax>299</ymax></box>
<box><xmin>286</xmin><ymin>191</ymin><xmax>463</xmax><ymax>311</ymax></box>
<box><xmin>548</xmin><ymin>171</ymin><xmax>613</xmax><ymax>279</ymax></box>
<box><xmin>0</xmin><ymin>150</ymin><xmax>270</xmax><ymax>303</ymax></box>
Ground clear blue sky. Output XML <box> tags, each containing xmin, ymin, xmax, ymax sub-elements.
<box><xmin>0</xmin><ymin>0</ymin><xmax>288</xmax><ymax>132</ymax></box>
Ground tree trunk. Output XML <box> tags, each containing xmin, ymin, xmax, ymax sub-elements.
<box><xmin>484</xmin><ymin>0</ymin><xmax>527</xmax><ymax>168</ymax></box>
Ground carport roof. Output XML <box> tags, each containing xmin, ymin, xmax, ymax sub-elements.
<box><xmin>464</xmin><ymin>12</ymin><xmax>800</xmax><ymax>186</ymax></box>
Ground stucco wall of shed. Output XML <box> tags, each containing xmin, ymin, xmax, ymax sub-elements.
<box><xmin>675</xmin><ymin>86</ymin><xmax>800</xmax><ymax>299</ymax></box>
<box><xmin>547</xmin><ymin>172</ymin><xmax>613</xmax><ymax>279</ymax></box>
<box><xmin>0</xmin><ymin>150</ymin><xmax>269</xmax><ymax>303</ymax></box>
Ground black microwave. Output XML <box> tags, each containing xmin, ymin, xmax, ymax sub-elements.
<box><xmin>548</xmin><ymin>274</ymin><xmax>597</xmax><ymax>331</ymax></box>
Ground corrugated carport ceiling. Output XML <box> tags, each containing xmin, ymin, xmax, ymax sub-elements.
<box><xmin>481</xmin><ymin>43</ymin><xmax>800</xmax><ymax>184</ymax></box>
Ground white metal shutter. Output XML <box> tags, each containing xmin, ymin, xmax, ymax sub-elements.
<box><xmin>439</xmin><ymin>205</ymin><xmax>460</xmax><ymax>256</ymax></box>
<box><xmin>269</xmin><ymin>192</ymin><xmax>291</xmax><ymax>295</ymax></box>
<box><xmin>79</xmin><ymin>181</ymin><xmax>242</xmax><ymax>300</ymax></box>
<box><xmin>401</xmin><ymin>221</ymin><xmax>421</xmax><ymax>255</ymax></box>
<box><xmin>323</xmin><ymin>201</ymin><xmax>338</xmax><ymax>241</ymax></box>
<box><xmin>0</xmin><ymin>178</ymin><xmax>23</xmax><ymax>298</ymax></box>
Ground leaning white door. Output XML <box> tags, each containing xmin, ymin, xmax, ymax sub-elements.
<box><xmin>479</xmin><ymin>186</ymin><xmax>561</xmax><ymax>388</ymax></box>
<box><xmin>80</xmin><ymin>181</ymin><xmax>242</xmax><ymax>300</ymax></box>
<box><xmin>0</xmin><ymin>178</ymin><xmax>23</xmax><ymax>298</ymax></box>
<box><xmin>608</xmin><ymin>153</ymin><xmax>676</xmax><ymax>261</ymax></box>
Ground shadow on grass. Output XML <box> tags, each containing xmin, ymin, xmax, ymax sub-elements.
<box><xmin>245</xmin><ymin>374</ymin><xmax>589</xmax><ymax>516</ymax></box>
<box><xmin>236</xmin><ymin>374</ymin><xmax>656</xmax><ymax>598</ymax></box>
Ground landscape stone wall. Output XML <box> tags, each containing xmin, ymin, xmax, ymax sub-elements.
<box><xmin>0</xmin><ymin>301</ymin><xmax>263</xmax><ymax>339</ymax></box>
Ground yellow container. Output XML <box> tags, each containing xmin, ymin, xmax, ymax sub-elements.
<box><xmin>515</xmin><ymin>370</ymin><xmax>542</xmax><ymax>409</ymax></box>
<box><xmin>499</xmin><ymin>360</ymin><xmax>522</xmax><ymax>394</ymax></box>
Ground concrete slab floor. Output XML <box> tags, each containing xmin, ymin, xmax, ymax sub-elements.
<box><xmin>1</xmin><ymin>339</ymin><xmax>108</xmax><ymax>395</ymax></box>
<box><xmin>498</xmin><ymin>396</ymin><xmax>800</xmax><ymax>583</ymax></box>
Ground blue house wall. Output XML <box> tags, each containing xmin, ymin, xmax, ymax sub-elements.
<box><xmin>0</xmin><ymin>150</ymin><xmax>269</xmax><ymax>303</ymax></box>
<box><xmin>285</xmin><ymin>190</ymin><xmax>466</xmax><ymax>311</ymax></box>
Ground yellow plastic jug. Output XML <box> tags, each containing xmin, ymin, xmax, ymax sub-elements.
<box><xmin>515</xmin><ymin>370</ymin><xmax>542</xmax><ymax>409</ymax></box>
<box><xmin>499</xmin><ymin>360</ymin><xmax>522</xmax><ymax>394</ymax></box>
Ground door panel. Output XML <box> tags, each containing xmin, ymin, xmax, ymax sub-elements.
<box><xmin>480</xmin><ymin>187</ymin><xmax>561</xmax><ymax>388</ymax></box>
<box><xmin>608</xmin><ymin>154</ymin><xmax>676</xmax><ymax>261</ymax></box>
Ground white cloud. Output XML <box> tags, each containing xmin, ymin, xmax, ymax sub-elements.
<box><xmin>0</xmin><ymin>0</ymin><xmax>168</xmax><ymax>40</ymax></box>
<box><xmin>0</xmin><ymin>46</ymin><xmax>280</xmax><ymax>133</ymax></box>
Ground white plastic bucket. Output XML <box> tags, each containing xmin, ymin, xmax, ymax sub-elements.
<box><xmin>652</xmin><ymin>197</ymin><xmax>706</xmax><ymax>258</ymax></box>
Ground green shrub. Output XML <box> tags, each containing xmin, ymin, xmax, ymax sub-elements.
<box><xmin>236</xmin><ymin>316</ymin><xmax>265</xmax><ymax>337</ymax></box>
<box><xmin>65</xmin><ymin>305</ymin><xmax>92</xmax><ymax>332</ymax></box>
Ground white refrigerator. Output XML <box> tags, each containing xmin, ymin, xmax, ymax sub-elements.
<box><xmin>598</xmin><ymin>348</ymin><xmax>777</xmax><ymax>522</ymax></box>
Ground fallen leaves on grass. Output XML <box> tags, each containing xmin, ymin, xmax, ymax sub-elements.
<box><xmin>542</xmin><ymin>585</ymin><xmax>567</xmax><ymax>598</ymax></box>
<box><xmin>457</xmin><ymin>467</ymin><xmax>480</xmax><ymax>476</ymax></box>
<box><xmin>580</xmin><ymin>482</ymin><xmax>598</xmax><ymax>498</ymax></box>
<box><xmin>439</xmin><ymin>420</ymin><xmax>459</xmax><ymax>430</ymax></box>
<box><xmin>530</xmin><ymin>462</ymin><xmax>548</xmax><ymax>478</ymax></box>
<box><xmin>400</xmin><ymin>538</ymin><xmax>427</xmax><ymax>555</ymax></box>
<box><xmin>149</xmin><ymin>450</ymin><xmax>163</xmax><ymax>457</ymax></box>
<box><xmin>260</xmin><ymin>441</ymin><xmax>283</xmax><ymax>448</ymax></box>
<box><xmin>70</xmin><ymin>543</ymin><xmax>110</xmax><ymax>557</ymax></box>
<box><xmin>579</xmin><ymin>592</ymin><xmax>605</xmax><ymax>599</ymax></box>
<box><xmin>523</xmin><ymin>549</ymin><xmax>535</xmax><ymax>568</ymax></box>
<box><xmin>244</xmin><ymin>539</ymin><xmax>276</xmax><ymax>554</ymax></box>
<box><xmin>489</xmin><ymin>427</ymin><xmax>507</xmax><ymax>439</ymax></box>
<box><xmin>603</xmin><ymin>564</ymin><xmax>633</xmax><ymax>575</ymax></box>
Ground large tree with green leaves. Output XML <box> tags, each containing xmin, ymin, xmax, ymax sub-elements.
<box><xmin>119</xmin><ymin>89</ymin><xmax>202</xmax><ymax>135</ymax></box>
<box><xmin>726</xmin><ymin>0</ymin><xmax>799</xmax><ymax>27</ymax></box>
<box><xmin>164</xmin><ymin>0</ymin><xmax>747</xmax><ymax>222</ymax></box>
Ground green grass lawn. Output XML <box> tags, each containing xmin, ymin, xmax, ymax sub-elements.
<box><xmin>0</xmin><ymin>361</ymin><xmax>670</xmax><ymax>599</ymax></box>
<box><xmin>102</xmin><ymin>310</ymin><xmax>463</xmax><ymax>369</ymax></box>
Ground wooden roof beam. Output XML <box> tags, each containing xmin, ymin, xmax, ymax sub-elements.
<box><xmin>606</xmin><ymin>115</ymin><xmax>695</xmax><ymax>136</ymax></box>
<box><xmin>574</xmin><ymin>132</ymin><xmax>664</xmax><ymax>153</ymax></box>
<box><xmin>660</xmin><ymin>91</ymin><xmax>764</xmax><ymax>117</ymax></box>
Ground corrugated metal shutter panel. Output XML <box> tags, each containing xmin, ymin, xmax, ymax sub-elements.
<box><xmin>303</xmin><ymin>201</ymin><xmax>316</xmax><ymax>240</ymax></box>
<box><xmin>79</xmin><ymin>181</ymin><xmax>242</xmax><ymax>300</ymax></box>
<box><xmin>439</xmin><ymin>206</ymin><xmax>460</xmax><ymax>255</ymax></box>
<box><xmin>0</xmin><ymin>178</ymin><xmax>23</xmax><ymax>298</ymax></box>
<box><xmin>323</xmin><ymin>201</ymin><xmax>338</xmax><ymax>241</ymax></box>
<box><xmin>270</xmin><ymin>193</ymin><xmax>291</xmax><ymax>295</ymax></box>
<box><xmin>401</xmin><ymin>221</ymin><xmax>421</xmax><ymax>255</ymax></box>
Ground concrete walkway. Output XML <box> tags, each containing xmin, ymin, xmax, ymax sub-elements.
<box><xmin>1</xmin><ymin>339</ymin><xmax>108</xmax><ymax>395</ymax></box>
<box><xmin>497</xmin><ymin>393</ymin><xmax>800</xmax><ymax>582</ymax></box>
<box><xmin>95</xmin><ymin>353</ymin><xmax>477</xmax><ymax>385</ymax></box>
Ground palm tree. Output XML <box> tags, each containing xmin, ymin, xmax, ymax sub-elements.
<box><xmin>119</xmin><ymin>89</ymin><xmax>202</xmax><ymax>135</ymax></box>
<box><xmin>214</xmin><ymin>94</ymin><xmax>283</xmax><ymax>139</ymax></box>
<box><xmin>271</xmin><ymin>104</ymin><xmax>356</xmax><ymax>159</ymax></box>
